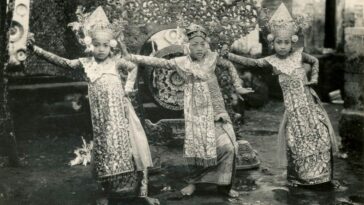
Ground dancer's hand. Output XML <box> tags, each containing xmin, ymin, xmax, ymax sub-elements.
<box><xmin>27</xmin><ymin>33</ymin><xmax>35</xmax><ymax>51</ymax></box>
<box><xmin>236</xmin><ymin>87</ymin><xmax>254</xmax><ymax>95</ymax></box>
<box><xmin>305</xmin><ymin>81</ymin><xmax>317</xmax><ymax>86</ymax></box>
<box><xmin>125</xmin><ymin>88</ymin><xmax>132</xmax><ymax>96</ymax></box>
<box><xmin>118</xmin><ymin>40</ymin><xmax>130</xmax><ymax>57</ymax></box>
<box><xmin>235</xmin><ymin>87</ymin><xmax>254</xmax><ymax>101</ymax></box>
<box><xmin>125</xmin><ymin>88</ymin><xmax>137</xmax><ymax>97</ymax></box>
<box><xmin>220</xmin><ymin>44</ymin><xmax>230</xmax><ymax>58</ymax></box>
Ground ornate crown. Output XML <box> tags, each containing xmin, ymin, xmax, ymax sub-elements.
<box><xmin>265</xmin><ymin>3</ymin><xmax>312</xmax><ymax>43</ymax></box>
<box><xmin>185</xmin><ymin>23</ymin><xmax>208</xmax><ymax>40</ymax></box>
<box><xmin>68</xmin><ymin>6</ymin><xmax>127</xmax><ymax>53</ymax></box>
<box><xmin>268</xmin><ymin>4</ymin><xmax>297</xmax><ymax>36</ymax></box>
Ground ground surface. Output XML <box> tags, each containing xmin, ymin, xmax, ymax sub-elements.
<box><xmin>0</xmin><ymin>102</ymin><xmax>363</xmax><ymax>205</ymax></box>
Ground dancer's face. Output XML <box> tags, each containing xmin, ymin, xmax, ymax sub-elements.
<box><xmin>273</xmin><ymin>35</ymin><xmax>292</xmax><ymax>57</ymax></box>
<box><xmin>92</xmin><ymin>32</ymin><xmax>112</xmax><ymax>61</ymax></box>
<box><xmin>189</xmin><ymin>36</ymin><xmax>208</xmax><ymax>61</ymax></box>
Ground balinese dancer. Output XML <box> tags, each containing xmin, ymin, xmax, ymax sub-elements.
<box><xmin>221</xmin><ymin>4</ymin><xmax>339</xmax><ymax>187</ymax></box>
<box><xmin>121</xmin><ymin>23</ymin><xmax>254</xmax><ymax>198</ymax></box>
<box><xmin>27</xmin><ymin>7</ymin><xmax>158</xmax><ymax>205</ymax></box>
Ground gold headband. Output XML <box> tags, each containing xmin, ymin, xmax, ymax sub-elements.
<box><xmin>186</xmin><ymin>23</ymin><xmax>207</xmax><ymax>40</ymax></box>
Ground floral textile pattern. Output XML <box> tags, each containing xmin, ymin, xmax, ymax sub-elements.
<box><xmin>32</xmin><ymin>46</ymin><xmax>141</xmax><ymax>179</ymax></box>
<box><xmin>264</xmin><ymin>48</ymin><xmax>304</xmax><ymax>76</ymax></box>
<box><xmin>87</xmin><ymin>74</ymin><xmax>134</xmax><ymax>179</ymax></box>
<box><xmin>281</xmin><ymin>67</ymin><xmax>332</xmax><ymax>185</ymax></box>
<box><xmin>126</xmin><ymin>51</ymin><xmax>242</xmax><ymax>167</ymax></box>
<box><xmin>227</xmin><ymin>49</ymin><xmax>336</xmax><ymax>185</ymax></box>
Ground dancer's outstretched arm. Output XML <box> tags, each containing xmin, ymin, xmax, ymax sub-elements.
<box><xmin>32</xmin><ymin>46</ymin><xmax>82</xmax><ymax>70</ymax></box>
<box><xmin>302</xmin><ymin>52</ymin><xmax>319</xmax><ymax>85</ymax></box>
<box><xmin>125</xmin><ymin>54</ymin><xmax>177</xmax><ymax>70</ymax></box>
<box><xmin>119</xmin><ymin>41</ymin><xmax>177</xmax><ymax>70</ymax></box>
<box><xmin>226</xmin><ymin>52</ymin><xmax>269</xmax><ymax>70</ymax></box>
<box><xmin>220</xmin><ymin>45</ymin><xmax>269</xmax><ymax>70</ymax></box>
<box><xmin>28</xmin><ymin>33</ymin><xmax>82</xmax><ymax>70</ymax></box>
<box><xmin>120</xmin><ymin>59</ymin><xmax>138</xmax><ymax>94</ymax></box>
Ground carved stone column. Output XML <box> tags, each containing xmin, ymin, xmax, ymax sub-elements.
<box><xmin>0</xmin><ymin>0</ymin><xmax>20</xmax><ymax>166</ymax></box>
<box><xmin>339</xmin><ymin>27</ymin><xmax>364</xmax><ymax>152</ymax></box>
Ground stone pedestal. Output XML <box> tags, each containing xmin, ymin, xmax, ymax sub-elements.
<box><xmin>236</xmin><ymin>140</ymin><xmax>260</xmax><ymax>170</ymax></box>
<box><xmin>145</xmin><ymin>119</ymin><xmax>185</xmax><ymax>174</ymax></box>
<box><xmin>148</xmin><ymin>145</ymin><xmax>163</xmax><ymax>174</ymax></box>
<box><xmin>343</xmin><ymin>57</ymin><xmax>364</xmax><ymax>110</ymax></box>
<box><xmin>145</xmin><ymin>119</ymin><xmax>260</xmax><ymax>171</ymax></box>
<box><xmin>340</xmin><ymin>27</ymin><xmax>364</xmax><ymax>152</ymax></box>
<box><xmin>0</xmin><ymin>0</ymin><xmax>20</xmax><ymax>166</ymax></box>
<box><xmin>339</xmin><ymin>109</ymin><xmax>364</xmax><ymax>151</ymax></box>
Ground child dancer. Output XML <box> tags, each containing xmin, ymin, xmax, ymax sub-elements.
<box><xmin>27</xmin><ymin>7</ymin><xmax>159</xmax><ymax>205</ymax></box>
<box><xmin>221</xmin><ymin>4</ymin><xmax>339</xmax><ymax>187</ymax></box>
<box><xmin>121</xmin><ymin>23</ymin><xmax>253</xmax><ymax>198</ymax></box>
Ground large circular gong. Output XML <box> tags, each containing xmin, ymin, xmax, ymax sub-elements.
<box><xmin>144</xmin><ymin>45</ymin><xmax>185</xmax><ymax>111</ymax></box>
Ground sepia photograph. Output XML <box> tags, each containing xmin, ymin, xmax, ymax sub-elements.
<box><xmin>0</xmin><ymin>0</ymin><xmax>363</xmax><ymax>204</ymax></box>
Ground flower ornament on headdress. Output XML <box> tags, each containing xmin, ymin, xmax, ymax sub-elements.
<box><xmin>174</xmin><ymin>16</ymin><xmax>189</xmax><ymax>54</ymax></box>
<box><xmin>68</xmin><ymin>6</ymin><xmax>127</xmax><ymax>53</ymax></box>
<box><xmin>176</xmin><ymin>14</ymin><xmax>189</xmax><ymax>44</ymax></box>
<box><xmin>265</xmin><ymin>3</ymin><xmax>311</xmax><ymax>44</ymax></box>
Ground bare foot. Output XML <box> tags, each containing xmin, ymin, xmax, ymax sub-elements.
<box><xmin>181</xmin><ymin>184</ymin><xmax>196</xmax><ymax>196</ymax></box>
<box><xmin>227</xmin><ymin>189</ymin><xmax>239</xmax><ymax>198</ymax></box>
<box><xmin>287</xmin><ymin>181</ymin><xmax>298</xmax><ymax>187</ymax></box>
<box><xmin>331</xmin><ymin>180</ymin><xmax>342</xmax><ymax>189</ymax></box>
<box><xmin>139</xmin><ymin>179</ymin><xmax>148</xmax><ymax>197</ymax></box>
<box><xmin>143</xmin><ymin>197</ymin><xmax>160</xmax><ymax>205</ymax></box>
<box><xmin>96</xmin><ymin>197</ymin><xmax>108</xmax><ymax>205</ymax></box>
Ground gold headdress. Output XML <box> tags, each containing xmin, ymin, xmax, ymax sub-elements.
<box><xmin>68</xmin><ymin>6</ymin><xmax>127</xmax><ymax>53</ymax></box>
<box><xmin>266</xmin><ymin>3</ymin><xmax>311</xmax><ymax>43</ymax></box>
<box><xmin>185</xmin><ymin>23</ymin><xmax>208</xmax><ymax>40</ymax></box>
<box><xmin>175</xmin><ymin>19</ymin><xmax>209</xmax><ymax>54</ymax></box>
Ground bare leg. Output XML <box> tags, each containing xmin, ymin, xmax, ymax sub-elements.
<box><xmin>96</xmin><ymin>197</ymin><xmax>108</xmax><ymax>205</ymax></box>
<box><xmin>227</xmin><ymin>189</ymin><xmax>239</xmax><ymax>198</ymax></box>
<box><xmin>331</xmin><ymin>180</ymin><xmax>341</xmax><ymax>189</ymax></box>
<box><xmin>218</xmin><ymin>184</ymin><xmax>239</xmax><ymax>198</ymax></box>
<box><xmin>139</xmin><ymin>170</ymin><xmax>148</xmax><ymax>197</ymax></box>
<box><xmin>139</xmin><ymin>170</ymin><xmax>160</xmax><ymax>205</ymax></box>
<box><xmin>287</xmin><ymin>181</ymin><xmax>298</xmax><ymax>187</ymax></box>
<box><xmin>181</xmin><ymin>184</ymin><xmax>196</xmax><ymax>196</ymax></box>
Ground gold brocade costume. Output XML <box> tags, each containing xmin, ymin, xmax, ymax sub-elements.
<box><xmin>33</xmin><ymin>46</ymin><xmax>153</xmax><ymax>195</ymax></box>
<box><xmin>127</xmin><ymin>51</ymin><xmax>241</xmax><ymax>186</ymax></box>
<box><xmin>228</xmin><ymin>48</ymin><xmax>338</xmax><ymax>185</ymax></box>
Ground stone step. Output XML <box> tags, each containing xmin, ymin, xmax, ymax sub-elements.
<box><xmin>339</xmin><ymin>109</ymin><xmax>364</xmax><ymax>151</ymax></box>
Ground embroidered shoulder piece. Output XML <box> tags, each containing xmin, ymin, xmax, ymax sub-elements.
<box><xmin>173</xmin><ymin>51</ymin><xmax>218</xmax><ymax>80</ymax></box>
<box><xmin>264</xmin><ymin>48</ymin><xmax>304</xmax><ymax>75</ymax></box>
<box><xmin>79</xmin><ymin>57</ymin><xmax>118</xmax><ymax>82</ymax></box>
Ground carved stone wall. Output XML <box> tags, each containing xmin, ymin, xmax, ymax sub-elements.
<box><xmin>339</xmin><ymin>26</ymin><xmax>364</xmax><ymax>152</ymax></box>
